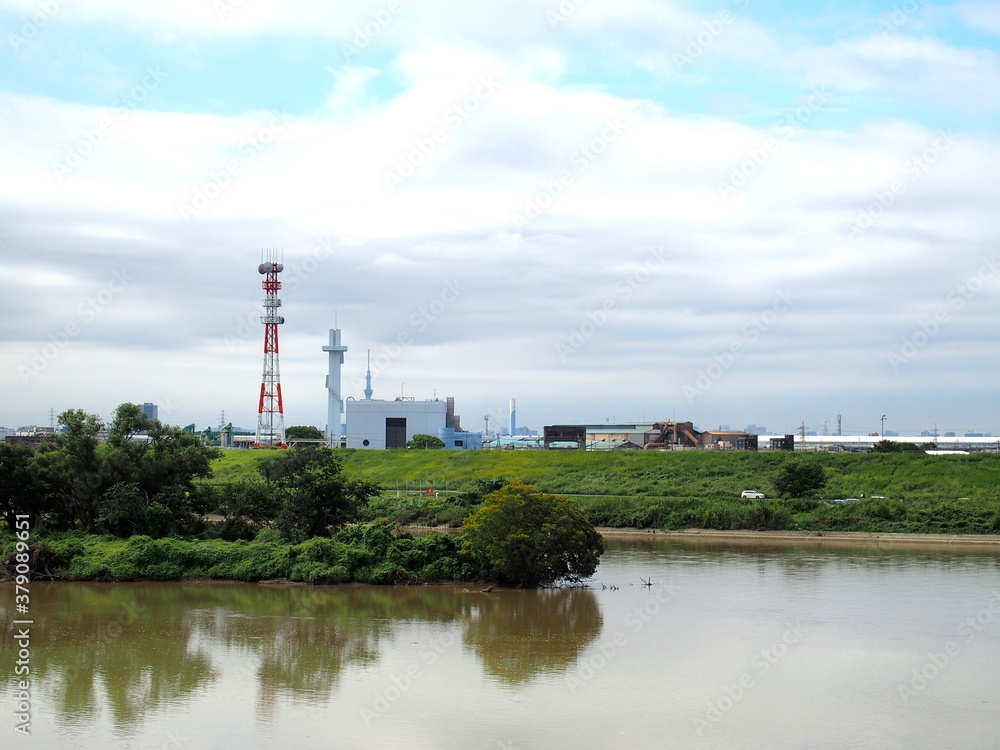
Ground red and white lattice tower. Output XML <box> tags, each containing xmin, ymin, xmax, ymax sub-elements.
<box><xmin>255</xmin><ymin>253</ymin><xmax>286</xmax><ymax>447</ymax></box>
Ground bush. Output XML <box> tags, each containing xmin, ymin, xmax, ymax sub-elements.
<box><xmin>774</xmin><ymin>463</ymin><xmax>827</xmax><ymax>498</ymax></box>
<box><xmin>406</xmin><ymin>434</ymin><xmax>446</xmax><ymax>449</ymax></box>
<box><xmin>461</xmin><ymin>481</ymin><xmax>604</xmax><ymax>587</ymax></box>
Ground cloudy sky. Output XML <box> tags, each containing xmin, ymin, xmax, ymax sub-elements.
<box><xmin>2</xmin><ymin>0</ymin><xmax>999</xmax><ymax>437</ymax></box>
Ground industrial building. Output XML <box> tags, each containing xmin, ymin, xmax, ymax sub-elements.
<box><xmin>543</xmin><ymin>421</ymin><xmax>760</xmax><ymax>450</ymax></box>
<box><xmin>325</xmin><ymin>327</ymin><xmax>482</xmax><ymax>450</ymax></box>
<box><xmin>345</xmin><ymin>396</ymin><xmax>481</xmax><ymax>450</ymax></box>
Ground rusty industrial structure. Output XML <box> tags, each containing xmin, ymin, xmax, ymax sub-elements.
<box><xmin>543</xmin><ymin>421</ymin><xmax>762</xmax><ymax>450</ymax></box>
<box><xmin>643</xmin><ymin>421</ymin><xmax>758</xmax><ymax>450</ymax></box>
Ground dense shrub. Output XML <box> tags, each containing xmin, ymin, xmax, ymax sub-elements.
<box><xmin>360</xmin><ymin>495</ymin><xmax>469</xmax><ymax>527</ymax></box>
<box><xmin>7</xmin><ymin>522</ymin><xmax>476</xmax><ymax>585</ymax></box>
<box><xmin>774</xmin><ymin>463</ymin><xmax>827</xmax><ymax>498</ymax></box>
<box><xmin>461</xmin><ymin>481</ymin><xmax>604</xmax><ymax>587</ymax></box>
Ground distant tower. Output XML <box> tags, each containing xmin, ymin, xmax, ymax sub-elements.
<box><xmin>510</xmin><ymin>397</ymin><xmax>516</xmax><ymax>437</ymax></box>
<box><xmin>322</xmin><ymin>328</ymin><xmax>348</xmax><ymax>442</ymax></box>
<box><xmin>364</xmin><ymin>349</ymin><xmax>373</xmax><ymax>400</ymax></box>
<box><xmin>255</xmin><ymin>253</ymin><xmax>285</xmax><ymax>447</ymax></box>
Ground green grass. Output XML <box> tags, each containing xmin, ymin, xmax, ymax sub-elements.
<box><xmin>8</xmin><ymin>451</ymin><xmax>998</xmax><ymax>586</ymax></box>
<box><xmin>211</xmin><ymin>448</ymin><xmax>1000</xmax><ymax>501</ymax></box>
<box><xmin>204</xmin><ymin>448</ymin><xmax>1000</xmax><ymax>535</ymax></box>
<box><xmin>2</xmin><ymin>523</ymin><xmax>477</xmax><ymax>584</ymax></box>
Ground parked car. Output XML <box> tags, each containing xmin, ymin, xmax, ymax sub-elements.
<box><xmin>740</xmin><ymin>490</ymin><xmax>765</xmax><ymax>499</ymax></box>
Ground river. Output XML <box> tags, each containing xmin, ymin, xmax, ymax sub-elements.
<box><xmin>2</xmin><ymin>537</ymin><xmax>999</xmax><ymax>749</ymax></box>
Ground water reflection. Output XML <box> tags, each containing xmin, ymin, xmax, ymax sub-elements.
<box><xmin>0</xmin><ymin>580</ymin><xmax>603</xmax><ymax>725</ymax></box>
<box><xmin>1</xmin><ymin>540</ymin><xmax>998</xmax><ymax>750</ymax></box>
<box><xmin>2</xmin><ymin>583</ymin><xmax>217</xmax><ymax>728</ymax></box>
<box><xmin>462</xmin><ymin>588</ymin><xmax>602</xmax><ymax>685</ymax></box>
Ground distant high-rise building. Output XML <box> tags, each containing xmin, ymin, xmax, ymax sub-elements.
<box><xmin>141</xmin><ymin>403</ymin><xmax>158</xmax><ymax>421</ymax></box>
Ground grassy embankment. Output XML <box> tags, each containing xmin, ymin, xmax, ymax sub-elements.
<box><xmin>8</xmin><ymin>450</ymin><xmax>999</xmax><ymax>583</ymax></box>
<box><xmin>209</xmin><ymin>448</ymin><xmax>1000</xmax><ymax>535</ymax></box>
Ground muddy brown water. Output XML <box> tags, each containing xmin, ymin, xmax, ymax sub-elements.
<box><xmin>2</xmin><ymin>537</ymin><xmax>999</xmax><ymax>749</ymax></box>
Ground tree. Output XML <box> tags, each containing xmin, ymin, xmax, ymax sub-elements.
<box><xmin>407</xmin><ymin>434</ymin><xmax>445</xmax><ymax>449</ymax></box>
<box><xmin>94</xmin><ymin>482</ymin><xmax>172</xmax><ymax>538</ymax></box>
<box><xmin>259</xmin><ymin>447</ymin><xmax>381</xmax><ymax>542</ymax></box>
<box><xmin>869</xmin><ymin>440</ymin><xmax>921</xmax><ymax>453</ymax></box>
<box><xmin>209</xmin><ymin>480</ymin><xmax>282</xmax><ymax>540</ymax></box>
<box><xmin>285</xmin><ymin>425</ymin><xmax>324</xmax><ymax>441</ymax></box>
<box><xmin>455</xmin><ymin>477</ymin><xmax>508</xmax><ymax>506</ymax></box>
<box><xmin>773</xmin><ymin>462</ymin><xmax>827</xmax><ymax>498</ymax></box>
<box><xmin>0</xmin><ymin>443</ymin><xmax>45</xmax><ymax>530</ymax></box>
<box><xmin>103</xmin><ymin>403</ymin><xmax>220</xmax><ymax>534</ymax></box>
<box><xmin>33</xmin><ymin>404</ymin><xmax>219</xmax><ymax>535</ymax></box>
<box><xmin>34</xmin><ymin>409</ymin><xmax>105</xmax><ymax>530</ymax></box>
<box><xmin>461</xmin><ymin>480</ymin><xmax>604</xmax><ymax>587</ymax></box>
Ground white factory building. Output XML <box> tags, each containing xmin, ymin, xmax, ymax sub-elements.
<box><xmin>345</xmin><ymin>396</ymin><xmax>482</xmax><ymax>450</ymax></box>
<box><xmin>324</xmin><ymin>327</ymin><xmax>482</xmax><ymax>450</ymax></box>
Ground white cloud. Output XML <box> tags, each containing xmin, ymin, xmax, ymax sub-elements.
<box><xmin>782</xmin><ymin>34</ymin><xmax>1000</xmax><ymax>110</ymax></box>
<box><xmin>1</xmin><ymin>2</ymin><xmax>999</xmax><ymax>434</ymax></box>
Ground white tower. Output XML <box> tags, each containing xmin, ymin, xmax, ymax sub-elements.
<box><xmin>364</xmin><ymin>349</ymin><xmax>373</xmax><ymax>400</ymax></box>
<box><xmin>510</xmin><ymin>397</ymin><xmax>516</xmax><ymax>437</ymax></box>
<box><xmin>322</xmin><ymin>329</ymin><xmax>348</xmax><ymax>443</ymax></box>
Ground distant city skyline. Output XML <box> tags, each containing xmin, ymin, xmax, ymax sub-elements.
<box><xmin>3</xmin><ymin>408</ymin><xmax>994</xmax><ymax>442</ymax></box>
<box><xmin>2</xmin><ymin>1</ymin><xmax>999</xmax><ymax>437</ymax></box>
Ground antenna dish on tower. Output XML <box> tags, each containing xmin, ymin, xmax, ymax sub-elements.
<box><xmin>255</xmin><ymin>249</ymin><xmax>286</xmax><ymax>448</ymax></box>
